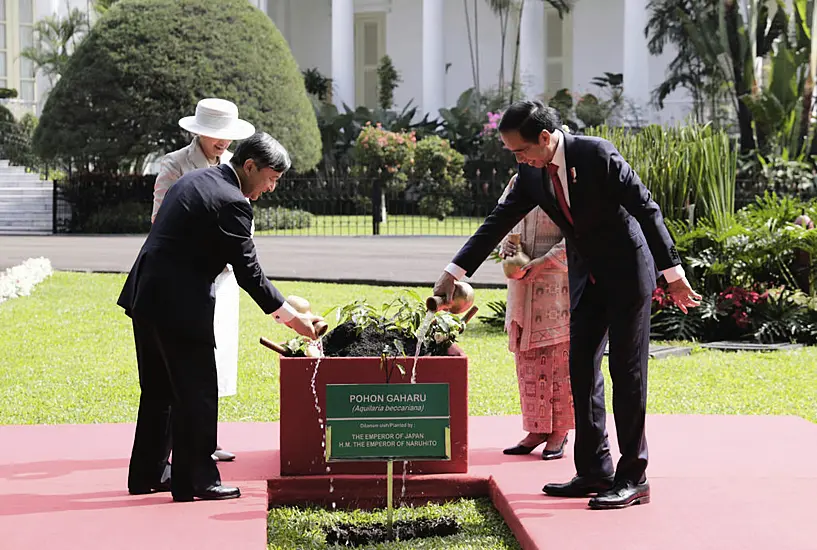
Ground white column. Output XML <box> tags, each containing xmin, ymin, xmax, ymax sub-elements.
<box><xmin>331</xmin><ymin>0</ymin><xmax>356</xmax><ymax>109</ymax></box>
<box><xmin>623</xmin><ymin>0</ymin><xmax>650</xmax><ymax>120</ymax></box>
<box><xmin>422</xmin><ymin>0</ymin><xmax>445</xmax><ymax>117</ymax></box>
<box><xmin>267</xmin><ymin>0</ymin><xmax>291</xmax><ymax>44</ymax></box>
<box><xmin>519</xmin><ymin>0</ymin><xmax>545</xmax><ymax>99</ymax></box>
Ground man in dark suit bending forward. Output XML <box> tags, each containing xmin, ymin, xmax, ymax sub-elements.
<box><xmin>434</xmin><ymin>101</ymin><xmax>701</xmax><ymax>509</ymax></box>
<box><xmin>118</xmin><ymin>132</ymin><xmax>323</xmax><ymax>502</ymax></box>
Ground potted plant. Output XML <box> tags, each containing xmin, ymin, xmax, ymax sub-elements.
<box><xmin>272</xmin><ymin>292</ymin><xmax>472</xmax><ymax>476</ymax></box>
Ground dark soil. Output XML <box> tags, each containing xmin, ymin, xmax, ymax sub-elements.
<box><xmin>324</xmin><ymin>517</ymin><xmax>460</xmax><ymax>546</ymax></box>
<box><xmin>322</xmin><ymin>321</ymin><xmax>427</xmax><ymax>358</ymax></box>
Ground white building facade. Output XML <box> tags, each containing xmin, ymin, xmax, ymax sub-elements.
<box><xmin>3</xmin><ymin>0</ymin><xmax>693</xmax><ymax>125</ymax></box>
<box><xmin>261</xmin><ymin>0</ymin><xmax>693</xmax><ymax>125</ymax></box>
<box><xmin>1</xmin><ymin>0</ymin><xmax>88</xmax><ymax>118</ymax></box>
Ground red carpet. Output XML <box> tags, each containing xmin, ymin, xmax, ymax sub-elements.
<box><xmin>1</xmin><ymin>415</ymin><xmax>814</xmax><ymax>550</ymax></box>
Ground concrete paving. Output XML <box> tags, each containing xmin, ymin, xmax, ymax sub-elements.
<box><xmin>0</xmin><ymin>235</ymin><xmax>507</xmax><ymax>287</ymax></box>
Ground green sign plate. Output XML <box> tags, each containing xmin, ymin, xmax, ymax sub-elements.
<box><xmin>325</xmin><ymin>383</ymin><xmax>451</xmax><ymax>462</ymax></box>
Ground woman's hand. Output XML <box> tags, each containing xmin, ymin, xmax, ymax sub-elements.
<box><xmin>519</xmin><ymin>255</ymin><xmax>564</xmax><ymax>279</ymax></box>
<box><xmin>518</xmin><ymin>256</ymin><xmax>546</xmax><ymax>279</ymax></box>
<box><xmin>500</xmin><ymin>239</ymin><xmax>518</xmax><ymax>259</ymax></box>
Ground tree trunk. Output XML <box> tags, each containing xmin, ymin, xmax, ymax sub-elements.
<box><xmin>509</xmin><ymin>0</ymin><xmax>524</xmax><ymax>103</ymax></box>
<box><xmin>803</xmin><ymin>0</ymin><xmax>817</xmax><ymax>157</ymax></box>
<box><xmin>809</xmin><ymin>119</ymin><xmax>817</xmax><ymax>157</ymax></box>
<box><xmin>474</xmin><ymin>0</ymin><xmax>481</xmax><ymax>94</ymax></box>
<box><xmin>497</xmin><ymin>5</ymin><xmax>509</xmax><ymax>100</ymax></box>
<box><xmin>736</xmin><ymin>98</ymin><xmax>756</xmax><ymax>153</ymax></box>
<box><xmin>725</xmin><ymin>1</ymin><xmax>756</xmax><ymax>152</ymax></box>
<box><xmin>799</xmin><ymin>71</ymin><xmax>813</xmax><ymax>154</ymax></box>
<box><xmin>463</xmin><ymin>0</ymin><xmax>478</xmax><ymax>92</ymax></box>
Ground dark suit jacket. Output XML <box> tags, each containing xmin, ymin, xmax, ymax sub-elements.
<box><xmin>117</xmin><ymin>164</ymin><xmax>285</xmax><ymax>345</ymax></box>
<box><xmin>453</xmin><ymin>133</ymin><xmax>681</xmax><ymax>309</ymax></box>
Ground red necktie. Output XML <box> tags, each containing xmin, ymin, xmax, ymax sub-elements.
<box><xmin>548</xmin><ymin>163</ymin><xmax>572</xmax><ymax>225</ymax></box>
<box><xmin>548</xmin><ymin>163</ymin><xmax>595</xmax><ymax>284</ymax></box>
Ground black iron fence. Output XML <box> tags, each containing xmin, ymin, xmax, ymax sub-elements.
<box><xmin>53</xmin><ymin>166</ymin><xmax>516</xmax><ymax>236</ymax></box>
<box><xmin>54</xmin><ymin>173</ymin><xmax>156</xmax><ymax>234</ymax></box>
<box><xmin>53</xmin><ymin>168</ymin><xmax>816</xmax><ymax>235</ymax></box>
<box><xmin>734</xmin><ymin>178</ymin><xmax>817</xmax><ymax>210</ymax></box>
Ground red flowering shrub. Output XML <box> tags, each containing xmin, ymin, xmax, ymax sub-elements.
<box><xmin>717</xmin><ymin>286</ymin><xmax>767</xmax><ymax>330</ymax></box>
<box><xmin>651</xmin><ymin>285</ymin><xmax>672</xmax><ymax>310</ymax></box>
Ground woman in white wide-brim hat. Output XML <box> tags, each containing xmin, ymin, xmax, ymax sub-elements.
<box><xmin>151</xmin><ymin>98</ymin><xmax>255</xmax><ymax>463</ymax></box>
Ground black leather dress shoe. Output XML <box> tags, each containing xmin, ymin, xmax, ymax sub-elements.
<box><xmin>173</xmin><ymin>484</ymin><xmax>241</xmax><ymax>502</ymax></box>
<box><xmin>541</xmin><ymin>434</ymin><xmax>568</xmax><ymax>461</ymax></box>
<box><xmin>589</xmin><ymin>480</ymin><xmax>650</xmax><ymax>509</ymax></box>
<box><xmin>542</xmin><ymin>475</ymin><xmax>614</xmax><ymax>497</ymax></box>
<box><xmin>129</xmin><ymin>479</ymin><xmax>171</xmax><ymax>495</ymax></box>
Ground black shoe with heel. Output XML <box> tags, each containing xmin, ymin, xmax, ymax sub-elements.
<box><xmin>541</xmin><ymin>434</ymin><xmax>568</xmax><ymax>460</ymax></box>
<box><xmin>503</xmin><ymin>434</ymin><xmax>548</xmax><ymax>455</ymax></box>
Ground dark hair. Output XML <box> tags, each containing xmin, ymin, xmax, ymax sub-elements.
<box><xmin>498</xmin><ymin>100</ymin><xmax>562</xmax><ymax>143</ymax></box>
<box><xmin>231</xmin><ymin>132</ymin><xmax>291</xmax><ymax>173</ymax></box>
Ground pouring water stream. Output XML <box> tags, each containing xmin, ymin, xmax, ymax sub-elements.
<box><xmin>307</xmin><ymin>338</ymin><xmax>336</xmax><ymax>505</ymax></box>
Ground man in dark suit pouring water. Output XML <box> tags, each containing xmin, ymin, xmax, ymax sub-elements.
<box><xmin>433</xmin><ymin>101</ymin><xmax>701</xmax><ymax>509</ymax></box>
<box><xmin>118</xmin><ymin>132</ymin><xmax>323</xmax><ymax>502</ymax></box>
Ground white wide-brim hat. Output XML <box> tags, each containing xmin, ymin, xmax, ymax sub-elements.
<box><xmin>178</xmin><ymin>98</ymin><xmax>255</xmax><ymax>141</ymax></box>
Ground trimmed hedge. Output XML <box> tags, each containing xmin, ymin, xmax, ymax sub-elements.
<box><xmin>253</xmin><ymin>205</ymin><xmax>313</xmax><ymax>231</ymax></box>
<box><xmin>34</xmin><ymin>0</ymin><xmax>321</xmax><ymax>172</ymax></box>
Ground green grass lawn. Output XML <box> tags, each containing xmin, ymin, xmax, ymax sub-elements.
<box><xmin>255</xmin><ymin>215</ymin><xmax>484</xmax><ymax>236</ymax></box>
<box><xmin>2</xmin><ymin>272</ymin><xmax>814</xmax><ymax>549</ymax></box>
<box><xmin>1</xmin><ymin>271</ymin><xmax>815</xmax><ymax>425</ymax></box>
<box><xmin>267</xmin><ymin>499</ymin><xmax>519</xmax><ymax>550</ymax></box>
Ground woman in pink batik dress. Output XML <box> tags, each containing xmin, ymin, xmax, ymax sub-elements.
<box><xmin>498</xmin><ymin>173</ymin><xmax>575</xmax><ymax>460</ymax></box>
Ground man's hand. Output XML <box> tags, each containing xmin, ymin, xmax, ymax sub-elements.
<box><xmin>433</xmin><ymin>271</ymin><xmax>457</xmax><ymax>304</ymax></box>
<box><xmin>667</xmin><ymin>277</ymin><xmax>702</xmax><ymax>314</ymax></box>
<box><xmin>284</xmin><ymin>311</ymin><xmax>324</xmax><ymax>340</ymax></box>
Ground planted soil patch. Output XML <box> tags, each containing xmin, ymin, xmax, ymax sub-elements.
<box><xmin>322</xmin><ymin>321</ymin><xmax>432</xmax><ymax>357</ymax></box>
<box><xmin>324</xmin><ymin>517</ymin><xmax>460</xmax><ymax>546</ymax></box>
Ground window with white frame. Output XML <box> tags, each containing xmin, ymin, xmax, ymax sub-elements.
<box><xmin>544</xmin><ymin>7</ymin><xmax>572</xmax><ymax>95</ymax></box>
<box><xmin>354</xmin><ymin>12</ymin><xmax>385</xmax><ymax>109</ymax></box>
<box><xmin>18</xmin><ymin>0</ymin><xmax>34</xmax><ymax>102</ymax></box>
<box><xmin>0</xmin><ymin>0</ymin><xmax>37</xmax><ymax>103</ymax></box>
<box><xmin>0</xmin><ymin>0</ymin><xmax>8</xmax><ymax>89</ymax></box>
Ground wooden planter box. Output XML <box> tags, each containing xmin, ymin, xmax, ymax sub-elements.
<box><xmin>279</xmin><ymin>356</ymin><xmax>468</xmax><ymax>476</ymax></box>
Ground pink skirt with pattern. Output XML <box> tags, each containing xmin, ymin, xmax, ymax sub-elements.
<box><xmin>514</xmin><ymin>340</ymin><xmax>575</xmax><ymax>434</ymax></box>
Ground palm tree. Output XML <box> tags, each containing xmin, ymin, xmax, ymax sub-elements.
<box><xmin>646</xmin><ymin>0</ymin><xmax>789</xmax><ymax>153</ymax></box>
<box><xmin>20</xmin><ymin>8</ymin><xmax>89</xmax><ymax>86</ymax></box>
<box><xmin>645</xmin><ymin>0</ymin><xmax>724</xmax><ymax>124</ymax></box>
<box><xmin>472</xmin><ymin>0</ymin><xmax>576</xmax><ymax>104</ymax></box>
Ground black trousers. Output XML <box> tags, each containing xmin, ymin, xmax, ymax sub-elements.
<box><xmin>568</xmin><ymin>280</ymin><xmax>651</xmax><ymax>484</ymax></box>
<box><xmin>127</xmin><ymin>317</ymin><xmax>221</xmax><ymax>497</ymax></box>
